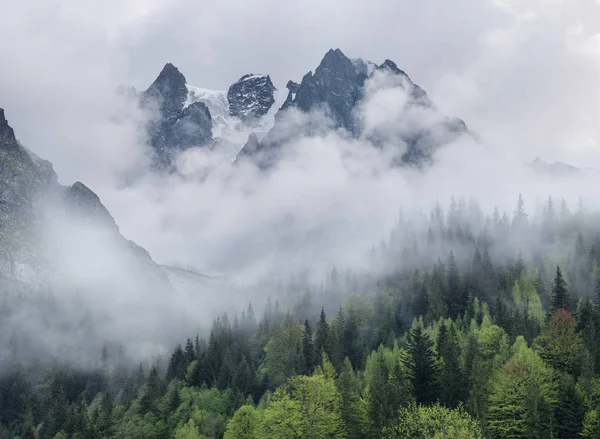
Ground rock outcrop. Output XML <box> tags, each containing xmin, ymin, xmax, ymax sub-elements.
<box><xmin>227</xmin><ymin>74</ymin><xmax>276</xmax><ymax>120</ymax></box>
<box><xmin>141</xmin><ymin>64</ymin><xmax>213</xmax><ymax>165</ymax></box>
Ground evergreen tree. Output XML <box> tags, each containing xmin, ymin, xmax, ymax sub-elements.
<box><xmin>302</xmin><ymin>319</ymin><xmax>315</xmax><ymax>374</ymax></box>
<box><xmin>437</xmin><ymin>322</ymin><xmax>466</xmax><ymax>407</ymax></box>
<box><xmin>315</xmin><ymin>307</ymin><xmax>333</xmax><ymax>361</ymax></box>
<box><xmin>166</xmin><ymin>344</ymin><xmax>187</xmax><ymax>382</ymax></box>
<box><xmin>402</xmin><ymin>324</ymin><xmax>439</xmax><ymax>405</ymax></box>
<box><xmin>184</xmin><ymin>338</ymin><xmax>195</xmax><ymax>364</ymax></box>
<box><xmin>337</xmin><ymin>357</ymin><xmax>367</xmax><ymax>439</ymax></box>
<box><xmin>447</xmin><ymin>251</ymin><xmax>466</xmax><ymax>317</ymax></box>
<box><xmin>550</xmin><ymin>266</ymin><xmax>571</xmax><ymax>314</ymax></box>
<box><xmin>555</xmin><ymin>374</ymin><xmax>584</xmax><ymax>439</ymax></box>
<box><xmin>367</xmin><ymin>346</ymin><xmax>395</xmax><ymax>437</ymax></box>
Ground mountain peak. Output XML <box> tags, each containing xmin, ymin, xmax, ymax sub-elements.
<box><xmin>319</xmin><ymin>48</ymin><xmax>352</xmax><ymax>70</ymax></box>
<box><xmin>66</xmin><ymin>182</ymin><xmax>118</xmax><ymax>230</ymax></box>
<box><xmin>143</xmin><ymin>63</ymin><xmax>188</xmax><ymax>120</ymax></box>
<box><xmin>158</xmin><ymin>63</ymin><xmax>187</xmax><ymax>84</ymax></box>
<box><xmin>377</xmin><ymin>59</ymin><xmax>408</xmax><ymax>77</ymax></box>
<box><xmin>0</xmin><ymin>108</ymin><xmax>16</xmax><ymax>145</ymax></box>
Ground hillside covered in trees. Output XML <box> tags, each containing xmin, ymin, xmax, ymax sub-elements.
<box><xmin>3</xmin><ymin>194</ymin><xmax>600</xmax><ymax>438</ymax></box>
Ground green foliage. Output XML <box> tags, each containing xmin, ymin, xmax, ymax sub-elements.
<box><xmin>533</xmin><ymin>309</ymin><xmax>583</xmax><ymax>375</ymax></box>
<box><xmin>550</xmin><ymin>265</ymin><xmax>571</xmax><ymax>314</ymax></box>
<box><xmin>437</xmin><ymin>321</ymin><xmax>466</xmax><ymax>407</ymax></box>
<box><xmin>555</xmin><ymin>374</ymin><xmax>584</xmax><ymax>439</ymax></box>
<box><xmin>263</xmin><ymin>316</ymin><xmax>303</xmax><ymax>386</ymax></box>
<box><xmin>174</xmin><ymin>419</ymin><xmax>203</xmax><ymax>439</ymax></box>
<box><xmin>402</xmin><ymin>323</ymin><xmax>439</xmax><ymax>405</ymax></box>
<box><xmin>224</xmin><ymin>405</ymin><xmax>261</xmax><ymax>439</ymax></box>
<box><xmin>487</xmin><ymin>339</ymin><xmax>558</xmax><ymax>439</ymax></box>
<box><xmin>337</xmin><ymin>357</ymin><xmax>368</xmax><ymax>439</ymax></box>
<box><xmin>259</xmin><ymin>373</ymin><xmax>344</xmax><ymax>439</ymax></box>
<box><xmin>382</xmin><ymin>403</ymin><xmax>482</xmax><ymax>439</ymax></box>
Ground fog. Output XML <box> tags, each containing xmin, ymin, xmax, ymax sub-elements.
<box><xmin>0</xmin><ymin>0</ymin><xmax>600</xmax><ymax>363</ymax></box>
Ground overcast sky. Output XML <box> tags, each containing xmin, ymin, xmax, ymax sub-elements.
<box><xmin>1</xmin><ymin>0</ymin><xmax>600</xmax><ymax>273</ymax></box>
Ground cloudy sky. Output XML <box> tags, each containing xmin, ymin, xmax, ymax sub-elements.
<box><xmin>1</xmin><ymin>0</ymin><xmax>600</xmax><ymax>274</ymax></box>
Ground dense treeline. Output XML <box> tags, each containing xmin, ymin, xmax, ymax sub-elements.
<box><xmin>3</xmin><ymin>195</ymin><xmax>600</xmax><ymax>438</ymax></box>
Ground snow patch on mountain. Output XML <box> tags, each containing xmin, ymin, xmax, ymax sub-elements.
<box><xmin>184</xmin><ymin>83</ymin><xmax>281</xmax><ymax>161</ymax></box>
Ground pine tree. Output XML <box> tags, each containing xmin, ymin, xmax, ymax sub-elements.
<box><xmin>232</xmin><ymin>357</ymin><xmax>253</xmax><ymax>397</ymax></box>
<box><xmin>513</xmin><ymin>193</ymin><xmax>528</xmax><ymax>231</ymax></box>
<box><xmin>550</xmin><ymin>266</ymin><xmax>571</xmax><ymax>313</ymax></box>
<box><xmin>555</xmin><ymin>374</ymin><xmax>584</xmax><ymax>439</ymax></box>
<box><xmin>437</xmin><ymin>322</ymin><xmax>466</xmax><ymax>407</ymax></box>
<box><xmin>429</xmin><ymin>261</ymin><xmax>448</xmax><ymax>320</ymax></box>
<box><xmin>413</xmin><ymin>284</ymin><xmax>429</xmax><ymax>318</ymax></box>
<box><xmin>302</xmin><ymin>319</ymin><xmax>315</xmax><ymax>374</ymax></box>
<box><xmin>447</xmin><ymin>251</ymin><xmax>466</xmax><ymax>317</ymax></box>
<box><xmin>166</xmin><ymin>344</ymin><xmax>187</xmax><ymax>382</ymax></box>
<box><xmin>402</xmin><ymin>324</ymin><xmax>439</xmax><ymax>405</ymax></box>
<box><xmin>315</xmin><ymin>307</ymin><xmax>332</xmax><ymax>361</ymax></box>
<box><xmin>184</xmin><ymin>338</ymin><xmax>195</xmax><ymax>364</ymax></box>
<box><xmin>367</xmin><ymin>346</ymin><xmax>395</xmax><ymax>437</ymax></box>
<box><xmin>337</xmin><ymin>357</ymin><xmax>367</xmax><ymax>439</ymax></box>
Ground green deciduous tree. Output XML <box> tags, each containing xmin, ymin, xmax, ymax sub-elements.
<box><xmin>224</xmin><ymin>405</ymin><xmax>261</xmax><ymax>439</ymax></box>
<box><xmin>487</xmin><ymin>339</ymin><xmax>558</xmax><ymax>439</ymax></box>
<box><xmin>259</xmin><ymin>374</ymin><xmax>344</xmax><ymax>439</ymax></box>
<box><xmin>383</xmin><ymin>403</ymin><xmax>482</xmax><ymax>439</ymax></box>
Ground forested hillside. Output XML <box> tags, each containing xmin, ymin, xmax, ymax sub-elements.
<box><xmin>3</xmin><ymin>195</ymin><xmax>600</xmax><ymax>438</ymax></box>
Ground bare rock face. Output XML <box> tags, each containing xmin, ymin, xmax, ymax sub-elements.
<box><xmin>227</xmin><ymin>74</ymin><xmax>276</xmax><ymax>120</ymax></box>
<box><xmin>141</xmin><ymin>63</ymin><xmax>213</xmax><ymax>166</ymax></box>
<box><xmin>236</xmin><ymin>48</ymin><xmax>468</xmax><ymax>168</ymax></box>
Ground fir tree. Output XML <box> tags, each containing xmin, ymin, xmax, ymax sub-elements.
<box><xmin>550</xmin><ymin>266</ymin><xmax>571</xmax><ymax>314</ymax></box>
<box><xmin>555</xmin><ymin>374</ymin><xmax>584</xmax><ymax>439</ymax></box>
<box><xmin>437</xmin><ymin>322</ymin><xmax>466</xmax><ymax>408</ymax></box>
<box><xmin>402</xmin><ymin>324</ymin><xmax>439</xmax><ymax>405</ymax></box>
<box><xmin>302</xmin><ymin>319</ymin><xmax>315</xmax><ymax>374</ymax></box>
<box><xmin>337</xmin><ymin>357</ymin><xmax>367</xmax><ymax>439</ymax></box>
<box><xmin>315</xmin><ymin>307</ymin><xmax>332</xmax><ymax>361</ymax></box>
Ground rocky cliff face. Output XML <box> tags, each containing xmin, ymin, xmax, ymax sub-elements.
<box><xmin>291</xmin><ymin>48</ymin><xmax>367</xmax><ymax>135</ymax></box>
<box><xmin>0</xmin><ymin>107</ymin><xmax>172</xmax><ymax>286</ymax></box>
<box><xmin>141</xmin><ymin>64</ymin><xmax>213</xmax><ymax>165</ymax></box>
<box><xmin>227</xmin><ymin>74</ymin><xmax>276</xmax><ymax>120</ymax></box>
<box><xmin>236</xmin><ymin>48</ymin><xmax>468</xmax><ymax>168</ymax></box>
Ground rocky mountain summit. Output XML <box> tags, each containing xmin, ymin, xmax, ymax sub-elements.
<box><xmin>236</xmin><ymin>48</ymin><xmax>468</xmax><ymax>168</ymax></box>
<box><xmin>141</xmin><ymin>64</ymin><xmax>213</xmax><ymax>165</ymax></box>
<box><xmin>140</xmin><ymin>65</ymin><xmax>278</xmax><ymax>165</ymax></box>
<box><xmin>136</xmin><ymin>49</ymin><xmax>467</xmax><ymax>169</ymax></box>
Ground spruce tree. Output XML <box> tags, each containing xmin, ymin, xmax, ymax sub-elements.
<box><xmin>184</xmin><ymin>338</ymin><xmax>195</xmax><ymax>364</ymax></box>
<box><xmin>550</xmin><ymin>266</ymin><xmax>571</xmax><ymax>314</ymax></box>
<box><xmin>337</xmin><ymin>357</ymin><xmax>367</xmax><ymax>439</ymax></box>
<box><xmin>166</xmin><ymin>344</ymin><xmax>186</xmax><ymax>382</ymax></box>
<box><xmin>555</xmin><ymin>374</ymin><xmax>584</xmax><ymax>439</ymax></box>
<box><xmin>402</xmin><ymin>324</ymin><xmax>439</xmax><ymax>405</ymax></box>
<box><xmin>368</xmin><ymin>346</ymin><xmax>395</xmax><ymax>437</ymax></box>
<box><xmin>437</xmin><ymin>322</ymin><xmax>465</xmax><ymax>407</ymax></box>
<box><xmin>447</xmin><ymin>251</ymin><xmax>466</xmax><ymax>317</ymax></box>
<box><xmin>315</xmin><ymin>307</ymin><xmax>332</xmax><ymax>361</ymax></box>
<box><xmin>302</xmin><ymin>319</ymin><xmax>315</xmax><ymax>374</ymax></box>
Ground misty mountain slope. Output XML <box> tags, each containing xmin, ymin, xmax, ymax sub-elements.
<box><xmin>1</xmin><ymin>107</ymin><xmax>162</xmax><ymax>286</ymax></box>
<box><xmin>236</xmin><ymin>48</ymin><xmax>468</xmax><ymax>168</ymax></box>
<box><xmin>529</xmin><ymin>157</ymin><xmax>591</xmax><ymax>177</ymax></box>
<box><xmin>0</xmin><ymin>107</ymin><xmax>227</xmax><ymax>359</ymax></box>
<box><xmin>140</xmin><ymin>65</ymin><xmax>279</xmax><ymax>164</ymax></box>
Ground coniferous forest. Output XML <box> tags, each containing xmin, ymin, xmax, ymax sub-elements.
<box><xmin>4</xmin><ymin>195</ymin><xmax>600</xmax><ymax>438</ymax></box>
